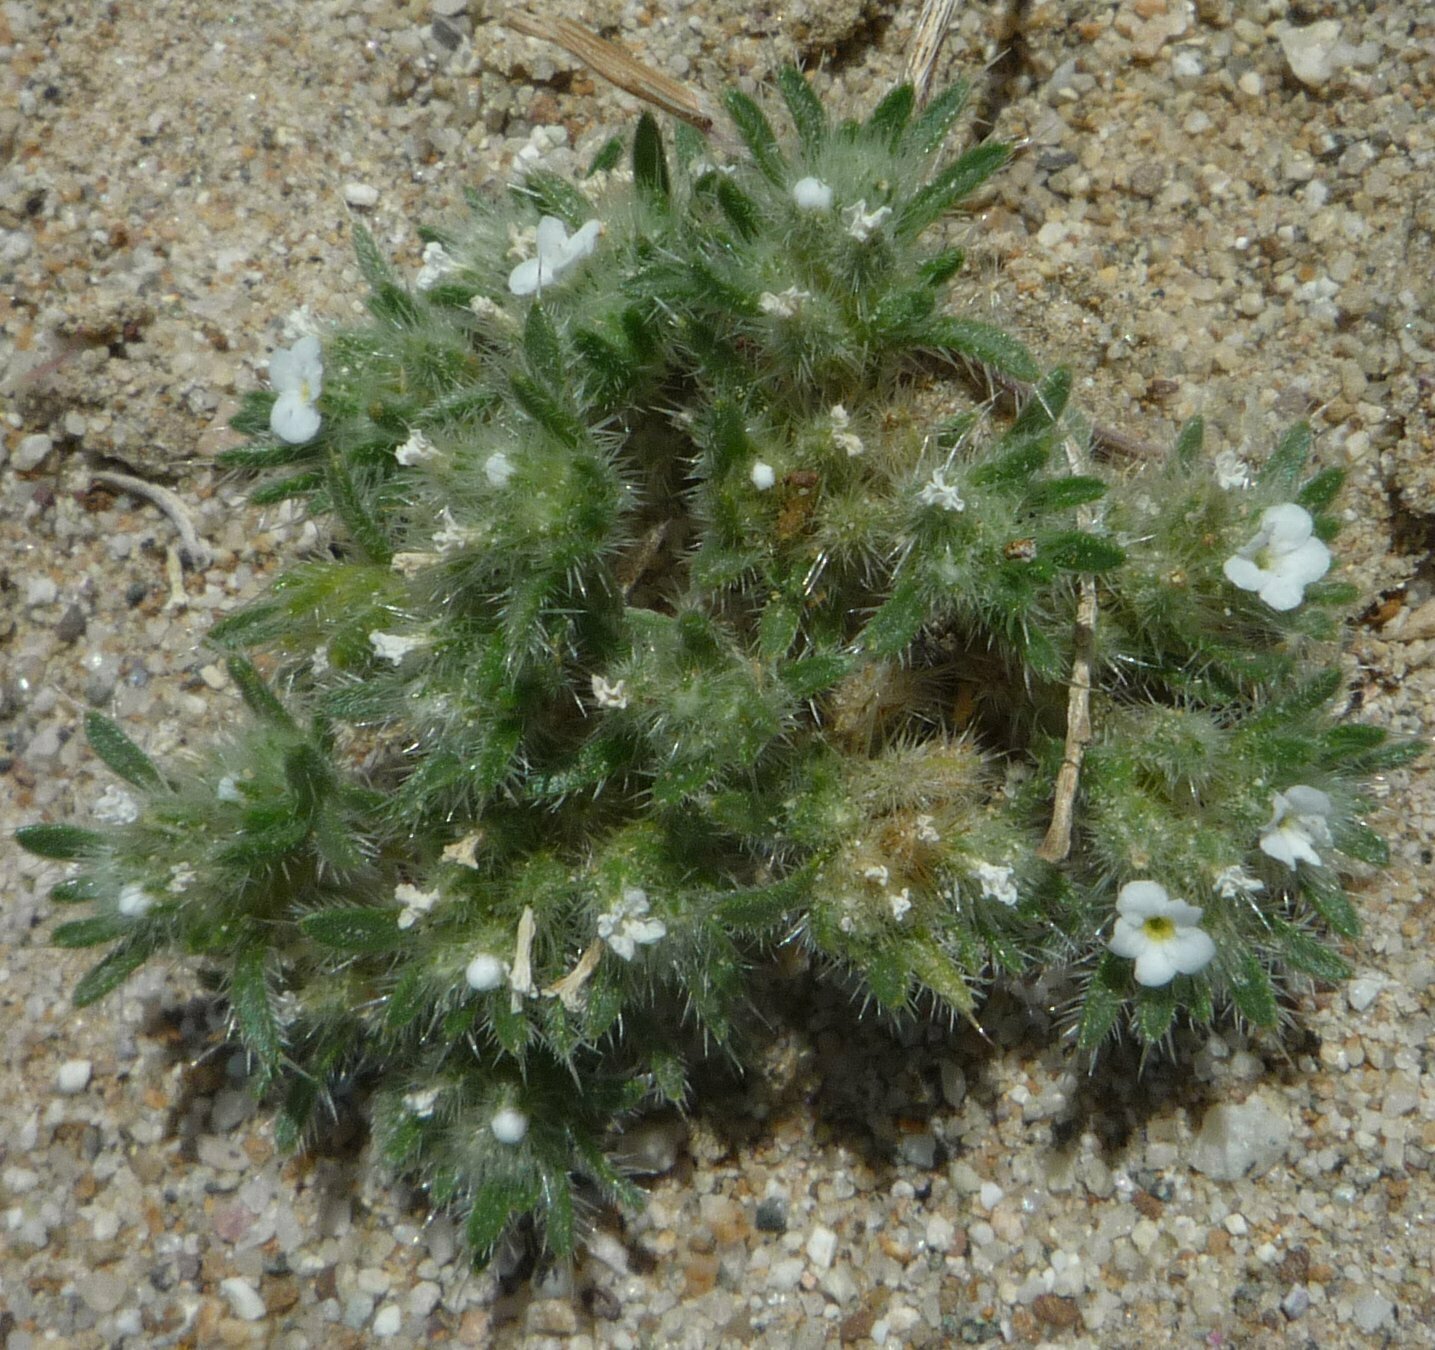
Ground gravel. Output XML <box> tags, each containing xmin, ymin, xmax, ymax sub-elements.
<box><xmin>3</xmin><ymin>1</ymin><xmax>1433</xmax><ymax>1347</ymax></box>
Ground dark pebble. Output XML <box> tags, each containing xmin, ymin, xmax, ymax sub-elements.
<box><xmin>754</xmin><ymin>1197</ymin><xmax>788</xmax><ymax>1233</ymax></box>
<box><xmin>55</xmin><ymin>602</ymin><xmax>87</xmax><ymax>642</ymax></box>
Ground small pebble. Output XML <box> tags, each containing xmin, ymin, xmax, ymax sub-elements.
<box><xmin>25</xmin><ymin>576</ymin><xmax>58</xmax><ymax>607</ymax></box>
<box><xmin>13</xmin><ymin>432</ymin><xmax>52</xmax><ymax>470</ymax></box>
<box><xmin>372</xmin><ymin>1304</ymin><xmax>403</xmax><ymax>1337</ymax></box>
<box><xmin>220</xmin><ymin>1277</ymin><xmax>266</xmax><ymax>1321</ymax></box>
<box><xmin>979</xmin><ymin>1181</ymin><xmax>1004</xmax><ymax>1211</ymax></box>
<box><xmin>1351</xmin><ymin>1291</ymin><xmax>1395</xmax><ymax>1334</ymax></box>
<box><xmin>806</xmin><ymin>1225</ymin><xmax>837</xmax><ymax>1269</ymax></box>
<box><xmin>1282</xmin><ymin>1286</ymin><xmax>1311</xmax><ymax>1320</ymax></box>
<box><xmin>755</xmin><ymin>1196</ymin><xmax>788</xmax><ymax>1233</ymax></box>
<box><xmin>343</xmin><ymin>182</ymin><xmax>380</xmax><ymax>208</ymax></box>
<box><xmin>56</xmin><ymin>1059</ymin><xmax>93</xmax><ymax>1094</ymax></box>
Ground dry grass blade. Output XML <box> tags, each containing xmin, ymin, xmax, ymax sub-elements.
<box><xmin>905</xmin><ymin>0</ymin><xmax>959</xmax><ymax>105</ymax></box>
<box><xmin>503</xmin><ymin>10</ymin><xmax>719</xmax><ymax>134</ymax></box>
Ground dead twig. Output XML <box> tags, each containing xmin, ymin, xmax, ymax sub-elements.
<box><xmin>905</xmin><ymin>0</ymin><xmax>959</xmax><ymax>105</ymax></box>
<box><xmin>502</xmin><ymin>11</ymin><xmax>720</xmax><ymax>136</ymax></box>
<box><xmin>1036</xmin><ymin>431</ymin><xmax>1101</xmax><ymax>864</ymax></box>
<box><xmin>91</xmin><ymin>469</ymin><xmax>213</xmax><ymax>569</ymax></box>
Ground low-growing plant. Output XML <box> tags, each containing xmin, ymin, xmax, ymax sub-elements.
<box><xmin>19</xmin><ymin>69</ymin><xmax>1415</xmax><ymax>1267</ymax></box>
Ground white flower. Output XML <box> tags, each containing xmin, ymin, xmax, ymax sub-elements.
<box><xmin>974</xmin><ymin>862</ymin><xmax>1018</xmax><ymax>907</ymax></box>
<box><xmin>491</xmin><ymin>1107</ymin><xmax>529</xmax><ymax>1145</ymax></box>
<box><xmin>1213</xmin><ymin>864</ymin><xmax>1265</xmax><ymax>900</ymax></box>
<box><xmin>1213</xmin><ymin>448</ymin><xmax>1251</xmax><ymax>490</ymax></box>
<box><xmin>216</xmin><ymin>775</ymin><xmax>243</xmax><ymax>803</ymax></box>
<box><xmin>830</xmin><ymin>404</ymin><xmax>864</xmax><ymax>456</ymax></box>
<box><xmin>792</xmin><ymin>177</ymin><xmax>833</xmax><ymax>211</ymax></box>
<box><xmin>395</xmin><ymin>882</ymin><xmax>440</xmax><ymax>930</ymax></box>
<box><xmin>369</xmin><ymin>631</ymin><xmax>427</xmax><ymax>665</ymax></box>
<box><xmin>1259</xmin><ymin>785</ymin><xmax>1333</xmax><ymax>869</ymax></box>
<box><xmin>750</xmin><ymin>462</ymin><xmax>776</xmax><ymax>491</ymax></box>
<box><xmin>1223</xmin><ymin>503</ymin><xmax>1331</xmax><ymax>611</ymax></box>
<box><xmin>597</xmin><ymin>886</ymin><xmax>667</xmax><ymax>961</ymax></box>
<box><xmin>1108</xmin><ymin>880</ymin><xmax>1216</xmax><ymax>988</ymax></box>
<box><xmin>484</xmin><ymin>451</ymin><xmax>515</xmax><ymax>487</ymax></box>
<box><xmin>888</xmin><ymin>888</ymin><xmax>912</xmax><ymax>921</ymax></box>
<box><xmin>507</xmin><ymin>215</ymin><xmax>603</xmax><ymax>296</ymax></box>
<box><xmin>167</xmin><ymin>863</ymin><xmax>196</xmax><ymax>894</ymax></box>
<box><xmin>591</xmin><ymin>674</ymin><xmax>629</xmax><ymax>710</ymax></box>
<box><xmin>403</xmin><ymin>1086</ymin><xmax>441</xmax><ymax>1119</ymax></box>
<box><xmin>465</xmin><ymin>951</ymin><xmax>508</xmax><ymax>992</ymax></box>
<box><xmin>391</xmin><ymin>551</ymin><xmax>439</xmax><ymax>578</ymax></box>
<box><xmin>844</xmin><ymin>199</ymin><xmax>891</xmax><ymax>242</ymax></box>
<box><xmin>863</xmin><ymin>864</ymin><xmax>890</xmax><ymax>887</ymax></box>
<box><xmin>917</xmin><ymin>468</ymin><xmax>966</xmax><ymax>513</ymax></box>
<box><xmin>758</xmin><ymin>287</ymin><xmax>810</xmax><ymax>318</ymax></box>
<box><xmin>395</xmin><ymin>429</ymin><xmax>439</xmax><ymax>467</ymax></box>
<box><xmin>311</xmin><ymin>645</ymin><xmax>331</xmax><ymax>676</ymax></box>
<box><xmin>268</xmin><ymin>335</ymin><xmax>323</xmax><ymax>444</ymax></box>
<box><xmin>93</xmin><ymin>784</ymin><xmax>139</xmax><ymax>825</ymax></box>
<box><xmin>415</xmin><ymin>241</ymin><xmax>455</xmax><ymax>291</ymax></box>
<box><xmin>914</xmin><ymin>815</ymin><xmax>941</xmax><ymax>844</ymax></box>
<box><xmin>117</xmin><ymin>884</ymin><xmax>155</xmax><ymax>917</ymax></box>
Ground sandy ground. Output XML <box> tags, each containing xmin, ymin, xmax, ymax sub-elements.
<box><xmin>2</xmin><ymin>1</ymin><xmax>1432</xmax><ymax>1345</ymax></box>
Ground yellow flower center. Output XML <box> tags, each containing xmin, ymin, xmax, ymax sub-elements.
<box><xmin>1141</xmin><ymin>915</ymin><xmax>1176</xmax><ymax>942</ymax></box>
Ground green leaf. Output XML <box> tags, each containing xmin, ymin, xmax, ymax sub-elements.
<box><xmin>284</xmin><ymin>742</ymin><xmax>334</xmax><ymax>822</ymax></box>
<box><xmin>862</xmin><ymin>580</ymin><xmax>927</xmax><ymax>656</ymax></box>
<box><xmin>918</xmin><ymin>247</ymin><xmax>964</xmax><ymax>287</ymax></box>
<box><xmin>716</xmin><ymin>864</ymin><xmax>814</xmax><ymax>929</ymax></box>
<box><xmin>1258</xmin><ymin>422</ymin><xmax>1311</xmax><ymax>491</ymax></box>
<box><xmin>248</xmin><ymin>471</ymin><xmax>324</xmax><ymax>506</ymax></box>
<box><xmin>573</xmin><ymin>327</ymin><xmax>639</xmax><ymax>407</ymax></box>
<box><xmin>714</xmin><ymin>176</ymin><xmax>760</xmax><ymax>239</ymax></box>
<box><xmin>1228</xmin><ymin>952</ymin><xmax>1278</xmax><ymax>1027</ymax></box>
<box><xmin>723</xmin><ymin>89</ymin><xmax>785</xmax><ymax>185</ymax></box>
<box><xmin>780</xmin><ymin>651</ymin><xmax>851</xmax><ymax>700</ymax></box>
<box><xmin>1174</xmin><ymin>415</ymin><xmax>1204</xmax><ymax>469</ymax></box>
<box><xmin>864</xmin><ymin>83</ymin><xmax>914</xmax><ymax>148</ymax></box>
<box><xmin>632</xmin><ymin>112</ymin><xmax>671</xmax><ymax>201</ymax></box>
<box><xmin>907</xmin><ymin>940</ymin><xmax>976</xmax><ymax>1021</ymax></box>
<box><xmin>275</xmin><ymin>1075</ymin><xmax>319</xmax><ymax>1152</ymax></box>
<box><xmin>524</xmin><ymin>302</ymin><xmax>564</xmax><ymax>385</ymax></box>
<box><xmin>1336</xmin><ymin>821</ymin><xmax>1389</xmax><ymax>867</ymax></box>
<box><xmin>776</xmin><ymin>65</ymin><xmax>827</xmax><ymax>156</ymax></box>
<box><xmin>300</xmin><ymin>907</ymin><xmax>402</xmax><ymax>953</ymax></box>
<box><xmin>510</xmin><ymin>373</ymin><xmax>585</xmax><ymax>448</ymax></box>
<box><xmin>16</xmin><ymin>823</ymin><xmax>106</xmax><ymax>860</ymax></box>
<box><xmin>864</xmin><ymin>944</ymin><xmax>911</xmax><ymax>1011</ymax></box>
<box><xmin>895</xmin><ymin>141</ymin><xmax>1011</xmax><ymax>239</ymax></box>
<box><xmin>233</xmin><ymin>944</ymin><xmax>283</xmax><ymax>1089</ymax></box>
<box><xmin>1297</xmin><ymin>467</ymin><xmax>1345</xmax><ymax>513</ymax></box>
<box><xmin>325</xmin><ymin>451</ymin><xmax>392</xmax><ymax>565</ymax></box>
<box><xmin>54</xmin><ymin>915</ymin><xmax>131</xmax><ymax>948</ymax></box>
<box><xmin>1135</xmin><ymin>983</ymin><xmax>1178</xmax><ymax>1043</ymax></box>
<box><xmin>541</xmin><ymin>1165</ymin><xmax>576</xmax><ymax>1259</ymax></box>
<box><xmin>1077</xmin><ymin>956</ymin><xmax>1127</xmax><ymax>1051</ymax></box>
<box><xmin>758</xmin><ymin>599</ymin><xmax>800</xmax><ymax>662</ymax></box>
<box><xmin>365</xmin><ymin>281</ymin><xmax>422</xmax><ymax>329</ymax></box>
<box><xmin>1276</xmin><ymin>926</ymin><xmax>1351</xmax><ymax>982</ymax></box>
<box><xmin>513</xmin><ymin>169</ymin><xmax>592</xmax><ymax>229</ymax></box>
<box><xmin>1022</xmin><ymin>476</ymin><xmax>1108</xmax><ymax>513</ymax></box>
<box><xmin>51</xmin><ymin>876</ymin><xmax>103</xmax><ymax>904</ymax></box>
<box><xmin>927</xmin><ymin>317</ymin><xmax>1040</xmax><ymax>382</ymax></box>
<box><xmin>586</xmin><ymin>135</ymin><xmax>623</xmax><ymax>178</ymax></box>
<box><xmin>73</xmin><ymin>940</ymin><xmax>155</xmax><ymax>1008</ymax></box>
<box><xmin>467</xmin><ymin>1174</ymin><xmax>540</xmax><ymax>1267</ymax></box>
<box><xmin>229</xmin><ymin>390</ymin><xmax>278</xmax><ymax>437</ymax></box>
<box><xmin>352</xmin><ymin>222</ymin><xmax>394</xmax><ymax>291</ymax></box>
<box><xmin>908</xmin><ymin>78</ymin><xmax>970</xmax><ymax>154</ymax></box>
<box><xmin>970</xmin><ymin>441</ymin><xmax>1050</xmax><ymax>490</ymax></box>
<box><xmin>217</xmin><ymin>440</ymin><xmax>320</xmax><ymax>472</ymax></box>
<box><xmin>1006</xmin><ymin>367</ymin><xmax>1072</xmax><ymax>440</ymax></box>
<box><xmin>1042</xmin><ymin>531</ymin><xmax>1127</xmax><ymax>572</ymax></box>
<box><xmin>226</xmin><ymin>656</ymin><xmax>297</xmax><ymax>729</ymax></box>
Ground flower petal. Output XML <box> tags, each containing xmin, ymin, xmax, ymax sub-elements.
<box><xmin>535</xmin><ymin>215</ymin><xmax>571</xmax><ymax>261</ymax></box>
<box><xmin>1133</xmin><ymin>946</ymin><xmax>1180</xmax><ymax>987</ymax></box>
<box><xmin>271</xmin><ymin>389</ymin><xmax>321</xmax><ymax>444</ymax></box>
<box><xmin>1107</xmin><ymin>916</ymin><xmax>1146</xmax><ymax>959</ymax></box>
<box><xmin>507</xmin><ymin>257</ymin><xmax>544</xmax><ymax>296</ymax></box>
<box><xmin>1283</xmin><ymin>785</ymin><xmax>1332</xmax><ymax>818</ymax></box>
<box><xmin>1167</xmin><ymin>927</ymin><xmax>1217</xmax><ymax>976</ymax></box>
<box><xmin>1258</xmin><ymin>574</ymin><xmax>1307</xmax><ymax>611</ymax></box>
<box><xmin>1115</xmin><ymin>880</ymin><xmax>1171</xmax><ymax>919</ymax></box>
<box><xmin>1261</xmin><ymin>502</ymin><xmax>1313</xmax><ymax>546</ymax></box>
<box><xmin>1223</xmin><ymin>556</ymin><xmax>1268</xmax><ymax>592</ymax></box>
